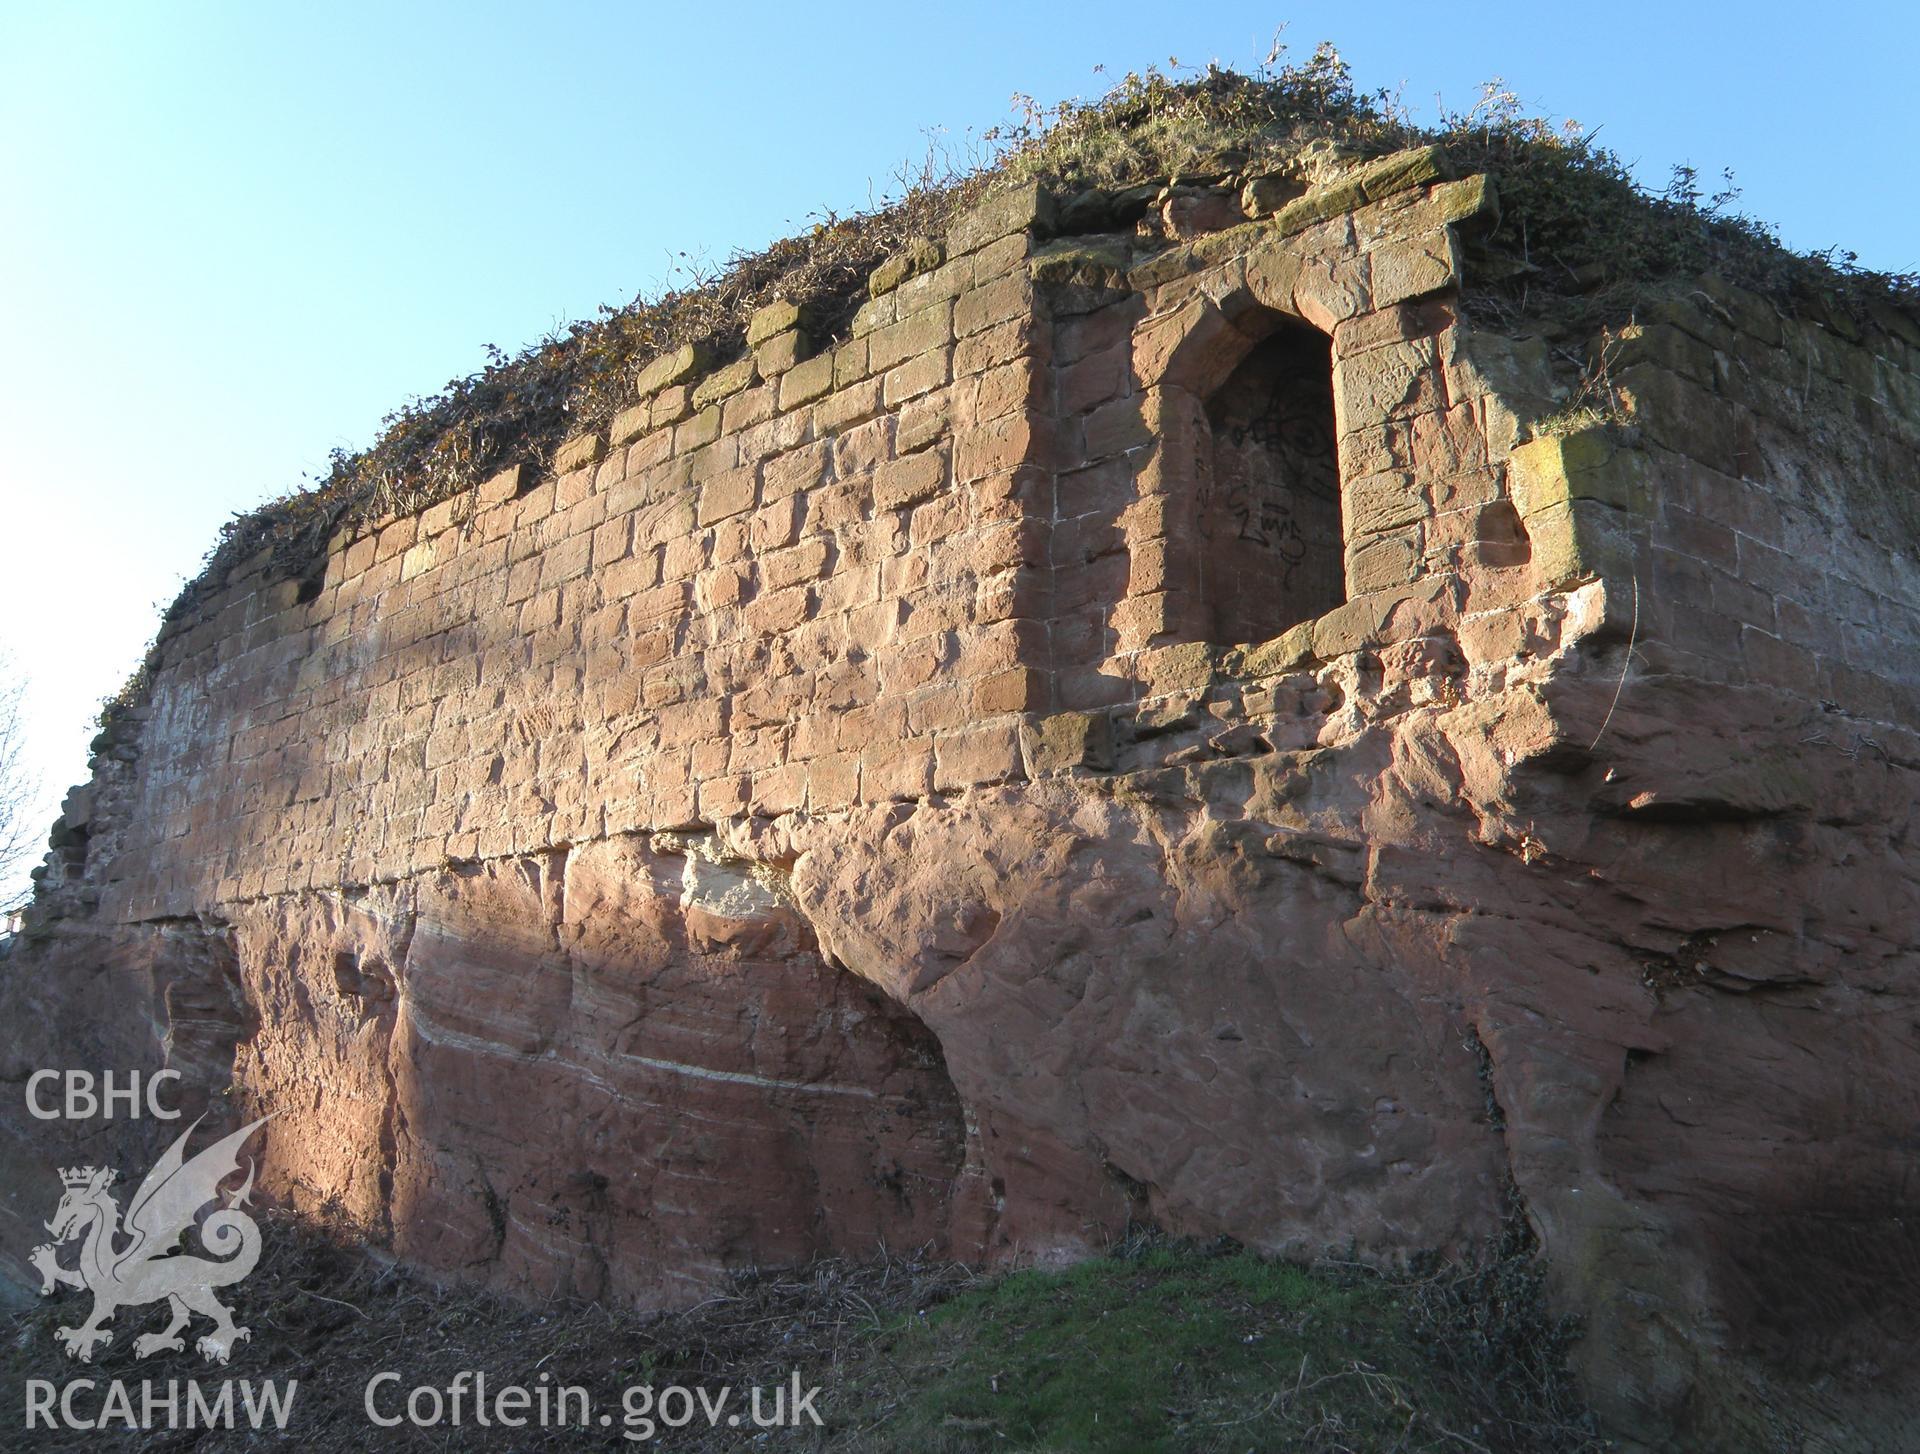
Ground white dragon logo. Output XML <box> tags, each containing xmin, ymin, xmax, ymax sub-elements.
<box><xmin>30</xmin><ymin>1115</ymin><xmax>270</xmax><ymax>1365</ymax></box>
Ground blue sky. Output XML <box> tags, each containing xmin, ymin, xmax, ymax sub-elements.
<box><xmin>1</xmin><ymin>0</ymin><xmax>1914</xmax><ymax>900</ymax></box>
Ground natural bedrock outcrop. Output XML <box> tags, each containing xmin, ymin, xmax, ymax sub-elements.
<box><xmin>6</xmin><ymin>581</ymin><xmax>1916</xmax><ymax>1451</ymax></box>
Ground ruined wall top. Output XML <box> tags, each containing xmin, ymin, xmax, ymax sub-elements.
<box><xmin>26</xmin><ymin>143</ymin><xmax>1920</xmax><ymax>933</ymax></box>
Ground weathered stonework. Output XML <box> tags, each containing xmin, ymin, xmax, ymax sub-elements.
<box><xmin>7</xmin><ymin>147</ymin><xmax>1919</xmax><ymax>1450</ymax></box>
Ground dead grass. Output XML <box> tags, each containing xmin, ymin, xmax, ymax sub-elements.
<box><xmin>4</xmin><ymin>1209</ymin><xmax>980</xmax><ymax>1451</ymax></box>
<box><xmin>3</xmin><ymin>1211</ymin><xmax>1606</xmax><ymax>1452</ymax></box>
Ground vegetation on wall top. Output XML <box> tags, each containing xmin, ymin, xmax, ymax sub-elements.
<box><xmin>135</xmin><ymin>41</ymin><xmax>1918</xmax><ymax>713</ymax></box>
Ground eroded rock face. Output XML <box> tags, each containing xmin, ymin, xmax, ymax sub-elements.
<box><xmin>213</xmin><ymin>836</ymin><xmax>982</xmax><ymax>1306</ymax></box>
<box><xmin>6</xmin><ymin>154</ymin><xmax>1919</xmax><ymax>1450</ymax></box>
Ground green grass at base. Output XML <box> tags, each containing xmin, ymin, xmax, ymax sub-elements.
<box><xmin>835</xmin><ymin>1244</ymin><xmax>1598</xmax><ymax>1453</ymax></box>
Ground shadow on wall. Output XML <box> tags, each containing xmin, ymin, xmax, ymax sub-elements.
<box><xmin>1199</xmin><ymin>321</ymin><xmax>1343</xmax><ymax>644</ymax></box>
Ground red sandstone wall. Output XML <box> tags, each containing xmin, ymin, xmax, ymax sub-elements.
<box><xmin>75</xmin><ymin>188</ymin><xmax>1052</xmax><ymax>926</ymax></box>
<box><xmin>9</xmin><ymin>148</ymin><xmax>1920</xmax><ymax>1450</ymax></box>
<box><xmin>55</xmin><ymin>157</ymin><xmax>1535</xmax><ymax>929</ymax></box>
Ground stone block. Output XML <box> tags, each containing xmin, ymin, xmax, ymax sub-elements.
<box><xmin>815</xmin><ymin>378</ymin><xmax>882</xmax><ymax>436</ymax></box>
<box><xmin>896</xmin><ymin>256</ymin><xmax>974</xmax><ymax>314</ymax></box>
<box><xmin>1347</xmin><ymin>531</ymin><xmax>1419</xmax><ymax>594</ymax></box>
<box><xmin>744</xmin><ymin>584</ymin><xmax>810</xmax><ymax>636</ymax></box>
<box><xmin>1740</xmin><ymin>625</ymin><xmax>1818</xmax><ymax>695</ymax></box>
<box><xmin>1241</xmin><ymin>172</ymin><xmax>1307</xmax><ymax>219</ymax></box>
<box><xmin>972</xmin><ymin>230</ymin><xmax>1034</xmax><ymax>284</ymax></box>
<box><xmin>601</xmin><ymin>553</ymin><xmax>659</xmax><ymax>601</ymax></box>
<box><xmin>956</xmin><ymin>315</ymin><xmax>1046</xmax><ymax>378</ymax></box>
<box><xmin>933</xmin><ymin>724</ymin><xmax>1025</xmax><ymax>791</ymax></box>
<box><xmin>722</xmin><ymin>383</ymin><xmax>774</xmax><ymax>434</ymax></box>
<box><xmin>897</xmin><ymin>387</ymin><xmax>955</xmax><ymax>453</ymax></box>
<box><xmin>831</xmin><ymin>337</ymin><xmax>870</xmax><ymax>390</ymax></box>
<box><xmin>1312</xmin><ymin>577</ymin><xmax>1455</xmax><ymax>658</ymax></box>
<box><xmin>750</xmin><ymin>763</ymin><xmax>806</xmax><ymax>816</ymax></box>
<box><xmin>609</xmin><ymin>403</ymin><xmax>652</xmax><ymax>448</ymax></box>
<box><xmin>554</xmin><ymin>465</ymin><xmax>595</xmax><ymax>510</ymax></box>
<box><xmin>1369</xmin><ymin>231</ymin><xmax>1460</xmax><ymax>308</ymax></box>
<box><xmin>749</xmin><ymin>494</ymin><xmax>806</xmax><ymax>553</ymax></box>
<box><xmin>1507</xmin><ymin>429</ymin><xmax>1652</xmax><ymax>518</ymax></box>
<box><xmin>591</xmin><ymin>516</ymin><xmax>633</xmax><ymax>569</ymax></box>
<box><xmin>698</xmin><ymin>773</ymin><xmax>750</xmax><ymax>820</ymax></box>
<box><xmin>696</xmin><ymin>467</ymin><xmax>758</xmax><ymax>527</ymax></box>
<box><xmin>1055</xmin><ymin>347</ymin><xmax>1128</xmax><ymax>418</ymax></box>
<box><xmin>650</xmin><ymin>385</ymin><xmax>692</xmax><ymax>429</ymax></box>
<box><xmin>871</xmin><ymin>303</ymin><xmax>952</xmax><ymax>373</ymax></box>
<box><xmin>1432</xmin><ymin>173</ymin><xmax>1499</xmax><ymax>232</ymax></box>
<box><xmin>874</xmin><ymin>450</ymin><xmax>948</xmax><ymax>511</ymax></box>
<box><xmin>972</xmin><ymin>666</ymin><xmax>1048</xmax><ymax>715</ymax></box>
<box><xmin>400</xmin><ymin>538</ymin><xmax>439</xmax><ymax>583</ymax></box>
<box><xmin>554</xmin><ymin>433</ymin><xmax>605</xmax><ymax>476</ymax></box>
<box><xmin>1272</xmin><ymin>178</ymin><xmax>1366</xmax><ymax>236</ymax></box>
<box><xmin>955</xmin><ymin>273</ymin><xmax>1032</xmax><ymax>338</ymax></box>
<box><xmin>625</xmin><ymin>427</ymin><xmax>673</xmax><ymax>476</ymax></box>
<box><xmin>594</xmin><ymin>448</ymin><xmax>629</xmax><ymax>492</ymax></box>
<box><xmin>754</xmin><ymin>331</ymin><xmax>807</xmax><ymax>377</ymax></box>
<box><xmin>947</xmin><ymin>181</ymin><xmax>1054</xmax><ymax>256</ymax></box>
<box><xmin>1616</xmin><ymin>363</ymin><xmax>1766</xmax><ymax>479</ymax></box>
<box><xmin>1332</xmin><ymin>338</ymin><xmax>1439</xmax><ymax>433</ymax></box>
<box><xmin>956</xmin><ymin>411</ymin><xmax>1050</xmax><ymax>482</ymax></box>
<box><xmin>883</xmin><ymin>347</ymin><xmax>950</xmax><ymax>407</ymax></box>
<box><xmin>807</xmin><ymin>752</ymin><xmax>860</xmax><ymax>810</ymax></box>
<box><xmin>1111</xmin><ymin>591</ymin><xmax>1189</xmax><ymax>651</ymax></box>
<box><xmin>686</xmin><ymin>435</ymin><xmax>739</xmax><ymax>484</ymax></box>
<box><xmin>1123</xmin><ymin>536</ymin><xmax>1194</xmax><ymax>596</ymax></box>
<box><xmin>1527</xmin><ymin>498</ymin><xmax>1636</xmax><ymax>589</ymax></box>
<box><xmin>861</xmin><ymin>742</ymin><xmax>932</xmax><ymax>802</ymax></box>
<box><xmin>539</xmin><ymin>532</ymin><xmax>592</xmax><ymax>588</ymax></box>
<box><xmin>1028</xmin><ymin>237</ymin><xmax>1131</xmax><ymax>290</ymax></box>
<box><xmin>1232</xmin><ymin>621</ymin><xmax>1318</xmax><ymax>677</ymax></box>
<box><xmin>478</xmin><ymin>464</ymin><xmax>524</xmax><ymax>505</ymax></box>
<box><xmin>761</xmin><ymin>538</ymin><xmax>830</xmax><ymax>591</ymax></box>
<box><xmin>1022</xmin><ymin>711</ymin><xmax>1115</xmax><ymax>773</ymax></box>
<box><xmin>869</xmin><ymin>237</ymin><xmax>945</xmax><ymax>298</ymax></box>
<box><xmin>675</xmin><ymin>405</ymin><xmax>722</xmax><ymax>453</ymax></box>
<box><xmin>778</xmin><ymin>352</ymin><xmax>835</xmax><ymax>411</ymax></box>
<box><xmin>747</xmin><ymin>298</ymin><xmax>803</xmax><ymax>346</ymax></box>
<box><xmin>1343</xmin><ymin>470</ymin><xmax>1426</xmax><ymax>538</ymax></box>
<box><xmin>635</xmin><ymin>341</ymin><xmax>710</xmax><ymax>397</ymax></box>
<box><xmin>1132</xmin><ymin>295</ymin><xmax>1237</xmax><ymax>394</ymax></box>
<box><xmin>1613</xmin><ymin>327</ymin><xmax>1715</xmax><ymax>398</ymax></box>
<box><xmin>833</xmin><ymin>415</ymin><xmax>892</xmax><ymax>478</ymax></box>
<box><xmin>1136</xmin><ymin>641</ymin><xmax>1215</xmax><ymax>695</ymax></box>
<box><xmin>1356</xmin><ymin>144</ymin><xmax>1447</xmax><ymax>200</ymax></box>
<box><xmin>851</xmin><ymin>293</ymin><xmax>893</xmax><ymax>338</ymax></box>
<box><xmin>692</xmin><ymin>355</ymin><xmax>758</xmax><ymax>410</ymax></box>
<box><xmin>661</xmin><ymin>532</ymin><xmax>708</xmax><ymax>581</ymax></box>
<box><xmin>694</xmin><ymin>563</ymin><xmax>747</xmax><ymax>613</ymax></box>
<box><xmin>762</xmin><ymin>441</ymin><xmax>827</xmax><ymax>503</ymax></box>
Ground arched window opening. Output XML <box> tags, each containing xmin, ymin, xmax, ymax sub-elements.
<box><xmin>1199</xmin><ymin>322</ymin><xmax>1343</xmax><ymax>644</ymax></box>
